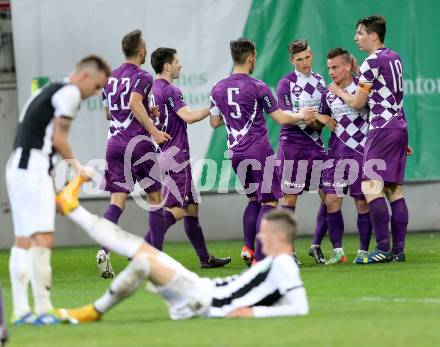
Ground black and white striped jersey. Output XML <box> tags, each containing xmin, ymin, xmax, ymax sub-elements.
<box><xmin>12</xmin><ymin>82</ymin><xmax>81</xmax><ymax>168</ymax></box>
<box><xmin>208</xmin><ymin>254</ymin><xmax>309</xmax><ymax>318</ymax></box>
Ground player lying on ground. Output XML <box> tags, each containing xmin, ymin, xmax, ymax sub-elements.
<box><xmin>55</xmin><ymin>177</ymin><xmax>309</xmax><ymax>321</ymax></box>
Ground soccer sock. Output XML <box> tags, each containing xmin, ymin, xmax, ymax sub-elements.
<box><xmin>243</xmin><ymin>201</ymin><xmax>261</xmax><ymax>250</ymax></box>
<box><xmin>150</xmin><ymin>209</ymin><xmax>176</xmax><ymax>251</ymax></box>
<box><xmin>357</xmin><ymin>212</ymin><xmax>372</xmax><ymax>251</ymax></box>
<box><xmin>390</xmin><ymin>198</ymin><xmax>409</xmax><ymax>255</ymax></box>
<box><xmin>101</xmin><ymin>204</ymin><xmax>123</xmax><ymax>254</ymax></box>
<box><xmin>29</xmin><ymin>247</ymin><xmax>53</xmax><ymax>315</ymax></box>
<box><xmin>94</xmin><ymin>253</ymin><xmax>150</xmax><ymax>314</ymax></box>
<box><xmin>368</xmin><ymin>197</ymin><xmax>391</xmax><ymax>252</ymax></box>
<box><xmin>69</xmin><ymin>206</ymin><xmax>144</xmax><ymax>258</ymax></box>
<box><xmin>255</xmin><ymin>204</ymin><xmax>276</xmax><ymax>261</ymax></box>
<box><xmin>9</xmin><ymin>247</ymin><xmax>31</xmax><ymax>318</ymax></box>
<box><xmin>327</xmin><ymin>211</ymin><xmax>344</xmax><ymax>249</ymax></box>
<box><xmin>144</xmin><ymin>231</ymin><xmax>152</xmax><ymax>244</ymax></box>
<box><xmin>183</xmin><ymin>216</ymin><xmax>210</xmax><ymax>263</ymax></box>
<box><xmin>311</xmin><ymin>203</ymin><xmax>328</xmax><ymax>246</ymax></box>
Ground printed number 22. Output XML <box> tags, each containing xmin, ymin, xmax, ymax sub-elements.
<box><xmin>107</xmin><ymin>77</ymin><xmax>130</xmax><ymax>111</ymax></box>
<box><xmin>389</xmin><ymin>60</ymin><xmax>403</xmax><ymax>93</ymax></box>
<box><xmin>227</xmin><ymin>88</ymin><xmax>241</xmax><ymax>119</ymax></box>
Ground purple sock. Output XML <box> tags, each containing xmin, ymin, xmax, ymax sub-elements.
<box><xmin>144</xmin><ymin>231</ymin><xmax>152</xmax><ymax>244</ymax></box>
<box><xmin>357</xmin><ymin>212</ymin><xmax>372</xmax><ymax>251</ymax></box>
<box><xmin>390</xmin><ymin>198</ymin><xmax>408</xmax><ymax>255</ymax></box>
<box><xmin>243</xmin><ymin>201</ymin><xmax>261</xmax><ymax>250</ymax></box>
<box><xmin>327</xmin><ymin>211</ymin><xmax>344</xmax><ymax>249</ymax></box>
<box><xmin>184</xmin><ymin>216</ymin><xmax>210</xmax><ymax>263</ymax></box>
<box><xmin>101</xmin><ymin>204</ymin><xmax>123</xmax><ymax>254</ymax></box>
<box><xmin>149</xmin><ymin>209</ymin><xmax>176</xmax><ymax>251</ymax></box>
<box><xmin>255</xmin><ymin>204</ymin><xmax>276</xmax><ymax>261</ymax></box>
<box><xmin>312</xmin><ymin>203</ymin><xmax>328</xmax><ymax>245</ymax></box>
<box><xmin>368</xmin><ymin>197</ymin><xmax>390</xmax><ymax>252</ymax></box>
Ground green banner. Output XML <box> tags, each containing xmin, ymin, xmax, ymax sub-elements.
<box><xmin>204</xmin><ymin>0</ymin><xmax>439</xmax><ymax>188</ymax></box>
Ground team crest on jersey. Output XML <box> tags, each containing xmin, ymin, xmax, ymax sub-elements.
<box><xmin>292</xmin><ymin>86</ymin><xmax>302</xmax><ymax>97</ymax></box>
<box><xmin>294</xmin><ymin>100</ymin><xmax>300</xmax><ymax>108</ymax></box>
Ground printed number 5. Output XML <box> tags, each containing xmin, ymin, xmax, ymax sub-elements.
<box><xmin>227</xmin><ymin>88</ymin><xmax>241</xmax><ymax>119</ymax></box>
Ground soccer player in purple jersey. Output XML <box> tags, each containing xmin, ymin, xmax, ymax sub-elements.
<box><xmin>143</xmin><ymin>47</ymin><xmax>231</xmax><ymax>268</ymax></box>
<box><xmin>276</xmin><ymin>40</ymin><xmax>337</xmax><ymax>264</ymax></box>
<box><xmin>330</xmin><ymin>16</ymin><xmax>410</xmax><ymax>263</ymax></box>
<box><xmin>210</xmin><ymin>38</ymin><xmax>316</xmax><ymax>263</ymax></box>
<box><xmin>318</xmin><ymin>48</ymin><xmax>372</xmax><ymax>265</ymax></box>
<box><xmin>97</xmin><ymin>30</ymin><xmax>171</xmax><ymax>277</ymax></box>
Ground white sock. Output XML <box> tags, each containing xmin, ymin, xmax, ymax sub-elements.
<box><xmin>69</xmin><ymin>206</ymin><xmax>142</xmax><ymax>258</ymax></box>
<box><xmin>9</xmin><ymin>247</ymin><xmax>31</xmax><ymax>318</ymax></box>
<box><xmin>29</xmin><ymin>247</ymin><xmax>53</xmax><ymax>315</ymax></box>
<box><xmin>94</xmin><ymin>253</ymin><xmax>150</xmax><ymax>313</ymax></box>
<box><xmin>334</xmin><ymin>248</ymin><xmax>344</xmax><ymax>253</ymax></box>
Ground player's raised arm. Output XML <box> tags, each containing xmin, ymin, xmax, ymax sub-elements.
<box><xmin>128</xmin><ymin>91</ymin><xmax>171</xmax><ymax>144</ymax></box>
<box><xmin>329</xmin><ymin>82</ymin><xmax>369</xmax><ymax>110</ymax></box>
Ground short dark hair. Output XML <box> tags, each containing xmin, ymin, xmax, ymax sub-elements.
<box><xmin>263</xmin><ymin>210</ymin><xmax>298</xmax><ymax>244</ymax></box>
<box><xmin>122</xmin><ymin>29</ymin><xmax>144</xmax><ymax>58</ymax></box>
<box><xmin>327</xmin><ymin>47</ymin><xmax>352</xmax><ymax>64</ymax></box>
<box><xmin>356</xmin><ymin>15</ymin><xmax>386</xmax><ymax>43</ymax></box>
<box><xmin>150</xmin><ymin>48</ymin><xmax>177</xmax><ymax>74</ymax></box>
<box><xmin>230</xmin><ymin>38</ymin><xmax>256</xmax><ymax>65</ymax></box>
<box><xmin>76</xmin><ymin>55</ymin><xmax>111</xmax><ymax>77</ymax></box>
<box><xmin>288</xmin><ymin>39</ymin><xmax>309</xmax><ymax>56</ymax></box>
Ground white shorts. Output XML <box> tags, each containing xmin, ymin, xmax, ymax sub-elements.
<box><xmin>6</xmin><ymin>148</ymin><xmax>55</xmax><ymax>237</ymax></box>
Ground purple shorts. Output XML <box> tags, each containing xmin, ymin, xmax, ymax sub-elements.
<box><xmin>231</xmin><ymin>149</ymin><xmax>282</xmax><ymax>203</ymax></box>
<box><xmin>102</xmin><ymin>142</ymin><xmax>162</xmax><ymax>194</ymax></box>
<box><xmin>160</xmin><ymin>154</ymin><xmax>199</xmax><ymax>209</ymax></box>
<box><xmin>277</xmin><ymin>143</ymin><xmax>326</xmax><ymax>195</ymax></box>
<box><xmin>362</xmin><ymin>128</ymin><xmax>408</xmax><ymax>185</ymax></box>
<box><xmin>323</xmin><ymin>154</ymin><xmax>365</xmax><ymax>198</ymax></box>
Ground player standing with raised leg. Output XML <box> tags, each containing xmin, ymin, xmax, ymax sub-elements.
<box><xmin>330</xmin><ymin>15</ymin><xmax>410</xmax><ymax>263</ymax></box>
<box><xmin>97</xmin><ymin>30</ymin><xmax>171</xmax><ymax>278</ymax></box>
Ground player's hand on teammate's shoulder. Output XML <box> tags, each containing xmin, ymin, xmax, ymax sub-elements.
<box><xmin>226</xmin><ymin>307</ymin><xmax>254</xmax><ymax>318</ymax></box>
<box><xmin>152</xmin><ymin>130</ymin><xmax>172</xmax><ymax>145</ymax></box>
<box><xmin>316</xmin><ymin>114</ymin><xmax>338</xmax><ymax>132</ymax></box>
<box><xmin>350</xmin><ymin>54</ymin><xmax>361</xmax><ymax>76</ymax></box>
<box><xmin>328</xmin><ymin>82</ymin><xmax>343</xmax><ymax>97</ymax></box>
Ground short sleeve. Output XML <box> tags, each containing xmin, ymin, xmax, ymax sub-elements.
<box><xmin>359</xmin><ymin>56</ymin><xmax>379</xmax><ymax>85</ymax></box>
<box><xmin>132</xmin><ymin>72</ymin><xmax>153</xmax><ymax>96</ymax></box>
<box><xmin>166</xmin><ymin>86</ymin><xmax>187</xmax><ymax>112</ymax></box>
<box><xmin>51</xmin><ymin>84</ymin><xmax>81</xmax><ymax>119</ymax></box>
<box><xmin>319</xmin><ymin>90</ymin><xmax>331</xmax><ymax>116</ymax></box>
<box><xmin>276</xmin><ymin>78</ymin><xmax>292</xmax><ymax>111</ymax></box>
<box><xmin>258</xmin><ymin>82</ymin><xmax>278</xmax><ymax>114</ymax></box>
<box><xmin>210</xmin><ymin>95</ymin><xmax>221</xmax><ymax>116</ymax></box>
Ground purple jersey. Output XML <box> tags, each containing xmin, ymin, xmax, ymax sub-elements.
<box><xmin>359</xmin><ymin>48</ymin><xmax>407</xmax><ymax>130</ymax></box>
<box><xmin>102</xmin><ymin>63</ymin><xmax>153</xmax><ymax>146</ymax></box>
<box><xmin>277</xmin><ymin>71</ymin><xmax>326</xmax><ymax>149</ymax></box>
<box><xmin>150</xmin><ymin>79</ymin><xmax>189</xmax><ymax>154</ymax></box>
<box><xmin>210</xmin><ymin>73</ymin><xmax>278</xmax><ymax>156</ymax></box>
<box><xmin>320</xmin><ymin>78</ymin><xmax>369</xmax><ymax>156</ymax></box>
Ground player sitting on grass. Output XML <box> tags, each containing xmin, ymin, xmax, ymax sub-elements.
<box><xmin>55</xmin><ymin>177</ymin><xmax>309</xmax><ymax>321</ymax></box>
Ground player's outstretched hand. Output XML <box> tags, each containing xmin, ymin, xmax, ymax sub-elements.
<box><xmin>299</xmin><ymin>107</ymin><xmax>317</xmax><ymax>122</ymax></box>
<box><xmin>79</xmin><ymin>166</ymin><xmax>95</xmax><ymax>182</ymax></box>
<box><xmin>226</xmin><ymin>307</ymin><xmax>254</xmax><ymax>318</ymax></box>
<box><xmin>316</xmin><ymin>114</ymin><xmax>338</xmax><ymax>132</ymax></box>
<box><xmin>152</xmin><ymin>131</ymin><xmax>172</xmax><ymax>145</ymax></box>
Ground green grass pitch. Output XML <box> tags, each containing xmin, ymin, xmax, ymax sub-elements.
<box><xmin>1</xmin><ymin>232</ymin><xmax>440</xmax><ymax>347</ymax></box>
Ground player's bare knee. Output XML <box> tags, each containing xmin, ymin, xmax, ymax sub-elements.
<box><xmin>146</xmin><ymin>190</ymin><xmax>163</xmax><ymax>206</ymax></box>
<box><xmin>355</xmin><ymin>199</ymin><xmax>369</xmax><ymax>214</ymax></box>
<box><xmin>14</xmin><ymin>237</ymin><xmax>31</xmax><ymax>249</ymax></box>
<box><xmin>31</xmin><ymin>232</ymin><xmax>54</xmax><ymax>248</ymax></box>
<box><xmin>325</xmin><ymin>195</ymin><xmax>341</xmax><ymax>213</ymax></box>
<box><xmin>169</xmin><ymin>207</ymin><xmax>185</xmax><ymax>221</ymax></box>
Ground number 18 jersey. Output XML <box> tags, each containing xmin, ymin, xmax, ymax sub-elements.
<box><xmin>102</xmin><ymin>63</ymin><xmax>153</xmax><ymax>146</ymax></box>
<box><xmin>210</xmin><ymin>73</ymin><xmax>278</xmax><ymax>156</ymax></box>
